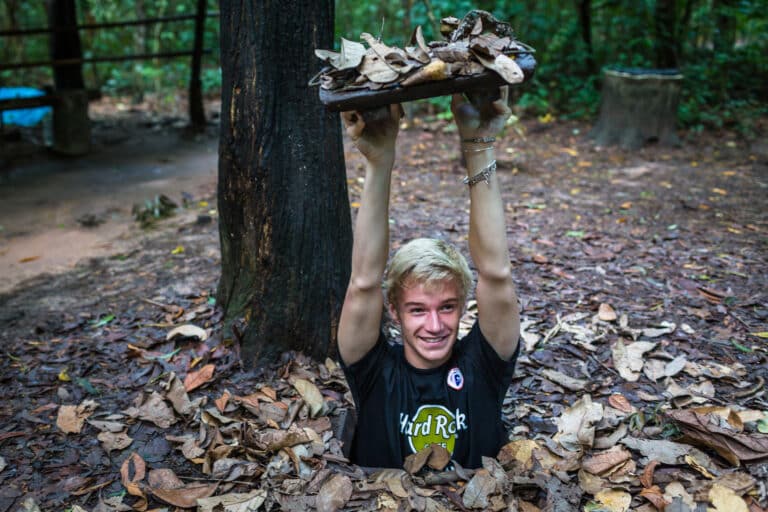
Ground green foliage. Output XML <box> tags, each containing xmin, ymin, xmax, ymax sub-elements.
<box><xmin>132</xmin><ymin>194</ymin><xmax>178</xmax><ymax>228</ymax></box>
<box><xmin>333</xmin><ymin>0</ymin><xmax>766</xmax><ymax>133</ymax></box>
<box><xmin>0</xmin><ymin>0</ymin><xmax>220</xmax><ymax>95</ymax></box>
<box><xmin>1</xmin><ymin>0</ymin><xmax>764</xmax><ymax>133</ymax></box>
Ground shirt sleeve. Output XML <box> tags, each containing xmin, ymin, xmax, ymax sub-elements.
<box><xmin>461</xmin><ymin>321</ymin><xmax>520</xmax><ymax>390</ymax></box>
<box><xmin>339</xmin><ymin>330</ymin><xmax>389</xmax><ymax>405</ymax></box>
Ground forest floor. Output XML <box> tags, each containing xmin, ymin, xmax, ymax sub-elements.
<box><xmin>0</xmin><ymin>102</ymin><xmax>766</xmax><ymax>512</ymax></box>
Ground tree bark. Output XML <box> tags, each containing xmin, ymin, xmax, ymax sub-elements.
<box><xmin>217</xmin><ymin>0</ymin><xmax>352</xmax><ymax>366</ymax></box>
<box><xmin>46</xmin><ymin>0</ymin><xmax>85</xmax><ymax>90</ymax></box>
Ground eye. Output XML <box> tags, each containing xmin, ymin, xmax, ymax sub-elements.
<box><xmin>408</xmin><ymin>307</ymin><xmax>425</xmax><ymax>315</ymax></box>
<box><xmin>440</xmin><ymin>304</ymin><xmax>456</xmax><ymax>312</ymax></box>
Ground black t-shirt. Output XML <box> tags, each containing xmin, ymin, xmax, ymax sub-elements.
<box><xmin>341</xmin><ymin>321</ymin><xmax>519</xmax><ymax>469</ymax></box>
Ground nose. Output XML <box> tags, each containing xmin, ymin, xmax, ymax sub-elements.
<box><xmin>426</xmin><ymin>310</ymin><xmax>442</xmax><ymax>333</ymax></box>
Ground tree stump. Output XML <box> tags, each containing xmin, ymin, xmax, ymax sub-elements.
<box><xmin>591</xmin><ymin>67</ymin><xmax>683</xmax><ymax>150</ymax></box>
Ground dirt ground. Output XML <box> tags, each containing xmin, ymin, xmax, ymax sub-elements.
<box><xmin>0</xmin><ymin>99</ymin><xmax>219</xmax><ymax>293</ymax></box>
<box><xmin>0</xmin><ymin>102</ymin><xmax>766</xmax><ymax>511</ymax></box>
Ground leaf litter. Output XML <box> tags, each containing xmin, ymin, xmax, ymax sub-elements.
<box><xmin>0</xmin><ymin>117</ymin><xmax>766</xmax><ymax>511</ymax></box>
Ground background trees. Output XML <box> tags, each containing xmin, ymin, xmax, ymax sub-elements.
<box><xmin>3</xmin><ymin>0</ymin><xmax>765</xmax><ymax>131</ymax></box>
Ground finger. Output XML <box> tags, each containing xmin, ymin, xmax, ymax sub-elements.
<box><xmin>389</xmin><ymin>103</ymin><xmax>404</xmax><ymax>121</ymax></box>
<box><xmin>450</xmin><ymin>93</ymin><xmax>465</xmax><ymax>115</ymax></box>
<box><xmin>499</xmin><ymin>86</ymin><xmax>509</xmax><ymax>104</ymax></box>
<box><xmin>341</xmin><ymin>111</ymin><xmax>365</xmax><ymax>139</ymax></box>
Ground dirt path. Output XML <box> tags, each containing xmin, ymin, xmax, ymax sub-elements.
<box><xmin>0</xmin><ymin>120</ymin><xmax>218</xmax><ymax>293</ymax></box>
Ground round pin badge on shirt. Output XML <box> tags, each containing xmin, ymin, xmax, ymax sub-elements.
<box><xmin>447</xmin><ymin>367</ymin><xmax>464</xmax><ymax>390</ymax></box>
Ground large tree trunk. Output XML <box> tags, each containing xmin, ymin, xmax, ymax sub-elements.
<box><xmin>217</xmin><ymin>1</ymin><xmax>352</xmax><ymax>366</ymax></box>
<box><xmin>575</xmin><ymin>0</ymin><xmax>596</xmax><ymax>75</ymax></box>
<box><xmin>46</xmin><ymin>0</ymin><xmax>85</xmax><ymax>90</ymax></box>
<box><xmin>47</xmin><ymin>0</ymin><xmax>90</xmax><ymax>155</ymax></box>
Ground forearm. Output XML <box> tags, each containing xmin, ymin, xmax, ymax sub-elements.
<box><xmin>465</xmin><ymin>148</ymin><xmax>511</xmax><ymax>278</ymax></box>
<box><xmin>349</xmin><ymin>158</ymin><xmax>394</xmax><ymax>289</ymax></box>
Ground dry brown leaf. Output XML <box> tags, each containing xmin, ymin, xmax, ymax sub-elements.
<box><xmin>581</xmin><ymin>445</ymin><xmax>632</xmax><ymax>476</ymax></box>
<box><xmin>664</xmin><ymin>481</ymin><xmax>696</xmax><ymax>509</ymax></box>
<box><xmin>87</xmin><ymin>419</ymin><xmax>126</xmax><ymax>433</ymax></box>
<box><xmin>404</xmin><ymin>445</ymin><xmax>432</xmax><ymax>474</ymax></box>
<box><xmin>612</xmin><ymin>340</ymin><xmax>656</xmax><ymax>382</ymax></box>
<box><xmin>598</xmin><ymin>303</ymin><xmax>618</xmax><ymax>322</ymax></box>
<box><xmin>640</xmin><ymin>485</ymin><xmax>669</xmax><ymax>509</ymax></box>
<box><xmin>640</xmin><ymin>460</ymin><xmax>661</xmax><ymax>488</ymax></box>
<box><xmin>608</xmin><ymin>394</ymin><xmax>634</xmax><ymax>414</ymax></box>
<box><xmin>166</xmin><ymin>323</ymin><xmax>208</xmax><ymax>341</ymax></box>
<box><xmin>715</xmin><ymin>472</ymin><xmax>756</xmax><ymax>495</ymax></box>
<box><xmin>215</xmin><ymin>390</ymin><xmax>231</xmax><ymax>413</ymax></box>
<box><xmin>621</xmin><ymin>437</ymin><xmax>691</xmax><ymax>464</ymax></box>
<box><xmin>292</xmin><ymin>378</ymin><xmax>324</xmax><ymax>417</ymax></box>
<box><xmin>197</xmin><ymin>489</ymin><xmax>268</xmax><ymax>512</ymax></box>
<box><xmin>120</xmin><ymin>452</ymin><xmax>146</xmax><ymax>499</ymax></box>
<box><xmin>184</xmin><ymin>363</ymin><xmax>215</xmax><ymax>392</ymax></box>
<box><xmin>595</xmin><ymin>489</ymin><xmax>631</xmax><ymax>512</ymax></box>
<box><xmin>709</xmin><ymin>483</ymin><xmax>749</xmax><ymax>512</ymax></box>
<box><xmin>497</xmin><ymin>439</ymin><xmax>539</xmax><ymax>469</ymax></box>
<box><xmin>401</xmin><ymin>59</ymin><xmax>449</xmax><ymax>87</ymax></box>
<box><xmin>555</xmin><ymin>394</ymin><xmax>604</xmax><ymax>451</ymax></box>
<box><xmin>315</xmin><ymin>38</ymin><xmax>366</xmax><ymax>70</ymax></box>
<box><xmin>462</xmin><ymin>468</ymin><xmax>497</xmax><ymax>509</ymax></box>
<box><xmin>427</xmin><ymin>444</ymin><xmax>452</xmax><ymax>470</ymax></box>
<box><xmin>151</xmin><ymin>482</ymin><xmax>219</xmax><ymax>508</ymax></box>
<box><xmin>165</xmin><ymin>374</ymin><xmax>196</xmax><ymax>415</ymax></box>
<box><xmin>578</xmin><ymin>469</ymin><xmax>608</xmax><ymax>495</ymax></box>
<box><xmin>56</xmin><ymin>399</ymin><xmax>98</xmax><ymax>434</ymax></box>
<box><xmin>316</xmin><ymin>474</ymin><xmax>353</xmax><ymax>512</ymax></box>
<box><xmin>98</xmin><ymin>431</ymin><xmax>133</xmax><ymax>452</ymax></box>
<box><xmin>666</xmin><ymin>409</ymin><xmax>768</xmax><ymax>465</ymax></box>
<box><xmin>542</xmin><ymin>369</ymin><xmax>588</xmax><ymax>391</ymax></box>
<box><xmin>135</xmin><ymin>391</ymin><xmax>177</xmax><ymax>428</ymax></box>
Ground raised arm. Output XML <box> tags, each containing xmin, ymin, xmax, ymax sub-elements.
<box><xmin>451</xmin><ymin>87</ymin><xmax>520</xmax><ymax>360</ymax></box>
<box><xmin>338</xmin><ymin>105</ymin><xmax>402</xmax><ymax>365</ymax></box>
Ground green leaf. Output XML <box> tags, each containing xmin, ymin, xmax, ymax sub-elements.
<box><xmin>207</xmin><ymin>296</ymin><xmax>216</xmax><ymax>306</ymax></box>
<box><xmin>92</xmin><ymin>314</ymin><xmax>115</xmax><ymax>328</ymax></box>
<box><xmin>76</xmin><ymin>377</ymin><xmax>98</xmax><ymax>395</ymax></box>
<box><xmin>730</xmin><ymin>339</ymin><xmax>752</xmax><ymax>353</ymax></box>
<box><xmin>566</xmin><ymin>230</ymin><xmax>584</xmax><ymax>238</ymax></box>
<box><xmin>758</xmin><ymin>415</ymin><xmax>768</xmax><ymax>434</ymax></box>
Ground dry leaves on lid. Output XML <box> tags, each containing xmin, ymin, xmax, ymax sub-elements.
<box><xmin>56</xmin><ymin>399</ymin><xmax>98</xmax><ymax>434</ymax></box>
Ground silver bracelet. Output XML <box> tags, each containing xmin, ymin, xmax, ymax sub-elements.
<box><xmin>461</xmin><ymin>146</ymin><xmax>494</xmax><ymax>153</ymax></box>
<box><xmin>463</xmin><ymin>160</ymin><xmax>497</xmax><ymax>187</ymax></box>
<box><xmin>462</xmin><ymin>136</ymin><xmax>496</xmax><ymax>143</ymax></box>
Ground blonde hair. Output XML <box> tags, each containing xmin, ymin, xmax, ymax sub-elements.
<box><xmin>384</xmin><ymin>238</ymin><xmax>473</xmax><ymax>308</ymax></box>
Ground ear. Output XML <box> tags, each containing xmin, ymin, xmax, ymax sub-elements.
<box><xmin>388</xmin><ymin>303</ymin><xmax>400</xmax><ymax>325</ymax></box>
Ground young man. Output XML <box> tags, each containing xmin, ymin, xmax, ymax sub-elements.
<box><xmin>338</xmin><ymin>87</ymin><xmax>521</xmax><ymax>469</ymax></box>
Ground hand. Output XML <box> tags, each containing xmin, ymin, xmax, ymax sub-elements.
<box><xmin>451</xmin><ymin>86</ymin><xmax>512</xmax><ymax>141</ymax></box>
<box><xmin>341</xmin><ymin>104</ymin><xmax>403</xmax><ymax>166</ymax></box>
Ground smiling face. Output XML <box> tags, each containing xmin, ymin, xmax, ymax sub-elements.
<box><xmin>389</xmin><ymin>277</ymin><xmax>463</xmax><ymax>369</ymax></box>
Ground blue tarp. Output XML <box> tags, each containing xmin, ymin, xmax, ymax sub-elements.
<box><xmin>1</xmin><ymin>87</ymin><xmax>52</xmax><ymax>127</ymax></box>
